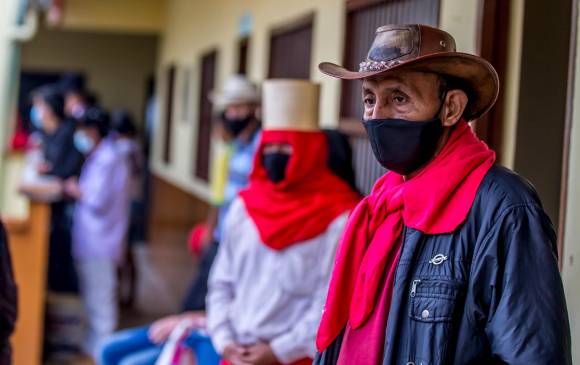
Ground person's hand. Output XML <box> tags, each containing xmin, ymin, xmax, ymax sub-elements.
<box><xmin>223</xmin><ymin>343</ymin><xmax>252</xmax><ymax>365</ymax></box>
<box><xmin>63</xmin><ymin>177</ymin><xmax>81</xmax><ymax>200</ymax></box>
<box><xmin>148</xmin><ymin>315</ymin><xmax>182</xmax><ymax>344</ymax></box>
<box><xmin>37</xmin><ymin>161</ymin><xmax>52</xmax><ymax>174</ymax></box>
<box><xmin>242</xmin><ymin>342</ymin><xmax>278</xmax><ymax>365</ymax></box>
<box><xmin>183</xmin><ymin>311</ymin><xmax>207</xmax><ymax>328</ymax></box>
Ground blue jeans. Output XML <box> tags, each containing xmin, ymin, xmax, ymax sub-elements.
<box><xmin>99</xmin><ymin>326</ymin><xmax>220</xmax><ymax>365</ymax></box>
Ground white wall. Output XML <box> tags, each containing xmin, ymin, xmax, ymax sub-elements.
<box><xmin>562</xmin><ymin>3</ymin><xmax>580</xmax><ymax>362</ymax></box>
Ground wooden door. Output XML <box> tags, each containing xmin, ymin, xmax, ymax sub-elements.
<box><xmin>195</xmin><ymin>50</ymin><xmax>218</xmax><ymax>181</ymax></box>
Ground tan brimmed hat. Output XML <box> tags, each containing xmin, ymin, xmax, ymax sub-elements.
<box><xmin>210</xmin><ymin>74</ymin><xmax>260</xmax><ymax>107</ymax></box>
<box><xmin>319</xmin><ymin>24</ymin><xmax>499</xmax><ymax>120</ymax></box>
<box><xmin>262</xmin><ymin>79</ymin><xmax>320</xmax><ymax>131</ymax></box>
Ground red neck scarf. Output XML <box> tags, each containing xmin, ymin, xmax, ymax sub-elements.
<box><xmin>239</xmin><ymin>130</ymin><xmax>360</xmax><ymax>250</ymax></box>
<box><xmin>316</xmin><ymin>121</ymin><xmax>496</xmax><ymax>351</ymax></box>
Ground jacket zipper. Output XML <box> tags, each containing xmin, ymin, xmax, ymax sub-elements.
<box><xmin>410</xmin><ymin>279</ymin><xmax>421</xmax><ymax>297</ymax></box>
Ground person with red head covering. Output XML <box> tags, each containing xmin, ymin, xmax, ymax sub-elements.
<box><xmin>206</xmin><ymin>80</ymin><xmax>360</xmax><ymax>365</ymax></box>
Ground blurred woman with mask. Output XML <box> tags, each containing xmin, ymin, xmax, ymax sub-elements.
<box><xmin>29</xmin><ymin>85</ymin><xmax>84</xmax><ymax>293</ymax></box>
<box><xmin>63</xmin><ymin>107</ymin><xmax>131</xmax><ymax>359</ymax></box>
<box><xmin>30</xmin><ymin>85</ymin><xmax>83</xmax><ymax>180</ymax></box>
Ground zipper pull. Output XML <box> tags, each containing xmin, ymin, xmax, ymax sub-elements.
<box><xmin>410</xmin><ymin>279</ymin><xmax>421</xmax><ymax>297</ymax></box>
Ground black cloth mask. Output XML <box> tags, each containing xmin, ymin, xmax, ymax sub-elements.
<box><xmin>222</xmin><ymin>113</ymin><xmax>253</xmax><ymax>137</ymax></box>
<box><xmin>262</xmin><ymin>152</ymin><xmax>290</xmax><ymax>183</ymax></box>
<box><xmin>363</xmin><ymin>97</ymin><xmax>446</xmax><ymax>175</ymax></box>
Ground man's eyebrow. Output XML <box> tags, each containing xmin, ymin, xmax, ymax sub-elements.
<box><xmin>366</xmin><ymin>76</ymin><xmax>420</xmax><ymax>95</ymax></box>
<box><xmin>362</xmin><ymin>85</ymin><xmax>374</xmax><ymax>94</ymax></box>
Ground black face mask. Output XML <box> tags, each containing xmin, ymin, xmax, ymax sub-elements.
<box><xmin>262</xmin><ymin>152</ymin><xmax>290</xmax><ymax>183</ymax></box>
<box><xmin>363</xmin><ymin>98</ymin><xmax>446</xmax><ymax>175</ymax></box>
<box><xmin>222</xmin><ymin>113</ymin><xmax>253</xmax><ymax>137</ymax></box>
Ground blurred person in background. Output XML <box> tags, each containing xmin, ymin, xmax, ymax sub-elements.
<box><xmin>59</xmin><ymin>73</ymin><xmax>90</xmax><ymax>120</ymax></box>
<box><xmin>208</xmin><ymin>118</ymin><xmax>233</xmax><ymax>211</ymax></box>
<box><xmin>188</xmin><ymin>117</ymin><xmax>233</xmax><ymax>256</ymax></box>
<box><xmin>111</xmin><ymin>110</ymin><xmax>145</xmax><ymax>307</ymax></box>
<box><xmin>29</xmin><ymin>85</ymin><xmax>84</xmax><ymax>293</ymax></box>
<box><xmin>98</xmin><ymin>74</ymin><xmax>261</xmax><ymax>365</ymax></box>
<box><xmin>206</xmin><ymin>80</ymin><xmax>360</xmax><ymax>365</ymax></box>
<box><xmin>30</xmin><ymin>85</ymin><xmax>83</xmax><ymax>180</ymax></box>
<box><xmin>111</xmin><ymin>110</ymin><xmax>145</xmax><ymax>235</ymax></box>
<box><xmin>63</xmin><ymin>107</ymin><xmax>131</xmax><ymax>359</ymax></box>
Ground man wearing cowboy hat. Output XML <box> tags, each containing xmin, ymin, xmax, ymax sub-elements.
<box><xmin>207</xmin><ymin>80</ymin><xmax>360</xmax><ymax>365</ymax></box>
<box><xmin>315</xmin><ymin>24</ymin><xmax>570</xmax><ymax>365</ymax></box>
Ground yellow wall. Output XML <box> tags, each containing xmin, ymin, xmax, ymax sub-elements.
<box><xmin>0</xmin><ymin>0</ymin><xmax>26</xmax><ymax>211</ymax></box>
<box><xmin>60</xmin><ymin>0</ymin><xmax>165</xmax><ymax>34</ymax></box>
<box><xmin>21</xmin><ymin>27</ymin><xmax>158</xmax><ymax>128</ymax></box>
<box><xmin>152</xmin><ymin>0</ymin><xmax>347</xmax><ymax>200</ymax></box>
<box><xmin>152</xmin><ymin>0</ymin><xmax>489</xmax><ymax>201</ymax></box>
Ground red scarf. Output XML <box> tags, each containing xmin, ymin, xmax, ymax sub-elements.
<box><xmin>239</xmin><ymin>130</ymin><xmax>360</xmax><ymax>250</ymax></box>
<box><xmin>316</xmin><ymin>121</ymin><xmax>496</xmax><ymax>352</ymax></box>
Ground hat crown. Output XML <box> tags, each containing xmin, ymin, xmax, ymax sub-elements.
<box><xmin>211</xmin><ymin>75</ymin><xmax>259</xmax><ymax>107</ymax></box>
<box><xmin>360</xmin><ymin>24</ymin><xmax>456</xmax><ymax>72</ymax></box>
<box><xmin>262</xmin><ymin>79</ymin><xmax>320</xmax><ymax>131</ymax></box>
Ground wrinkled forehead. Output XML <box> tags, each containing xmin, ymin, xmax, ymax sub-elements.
<box><xmin>362</xmin><ymin>70</ymin><xmax>441</xmax><ymax>95</ymax></box>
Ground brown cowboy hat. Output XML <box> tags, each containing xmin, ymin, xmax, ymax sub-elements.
<box><xmin>319</xmin><ymin>24</ymin><xmax>499</xmax><ymax>120</ymax></box>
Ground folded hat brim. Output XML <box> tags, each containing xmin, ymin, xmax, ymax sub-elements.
<box><xmin>319</xmin><ymin>52</ymin><xmax>499</xmax><ymax>120</ymax></box>
<box><xmin>209</xmin><ymin>91</ymin><xmax>261</xmax><ymax>108</ymax></box>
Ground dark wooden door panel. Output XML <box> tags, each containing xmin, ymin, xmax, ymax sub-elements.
<box><xmin>268</xmin><ymin>16</ymin><xmax>314</xmax><ymax>79</ymax></box>
<box><xmin>163</xmin><ymin>65</ymin><xmax>176</xmax><ymax>164</ymax></box>
<box><xmin>341</xmin><ymin>0</ymin><xmax>440</xmax><ymax>120</ymax></box>
<box><xmin>195</xmin><ymin>50</ymin><xmax>218</xmax><ymax>181</ymax></box>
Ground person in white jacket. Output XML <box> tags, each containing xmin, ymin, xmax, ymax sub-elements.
<box><xmin>206</xmin><ymin>80</ymin><xmax>360</xmax><ymax>365</ymax></box>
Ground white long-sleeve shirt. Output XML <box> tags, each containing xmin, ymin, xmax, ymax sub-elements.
<box><xmin>207</xmin><ymin>197</ymin><xmax>348</xmax><ymax>363</ymax></box>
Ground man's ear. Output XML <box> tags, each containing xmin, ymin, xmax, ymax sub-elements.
<box><xmin>441</xmin><ymin>89</ymin><xmax>468</xmax><ymax>126</ymax></box>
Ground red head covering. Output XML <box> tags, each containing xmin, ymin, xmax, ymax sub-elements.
<box><xmin>239</xmin><ymin>130</ymin><xmax>360</xmax><ymax>250</ymax></box>
<box><xmin>316</xmin><ymin>121</ymin><xmax>496</xmax><ymax>352</ymax></box>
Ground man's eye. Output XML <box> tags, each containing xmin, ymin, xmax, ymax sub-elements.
<box><xmin>364</xmin><ymin>97</ymin><xmax>375</xmax><ymax>106</ymax></box>
<box><xmin>392</xmin><ymin>95</ymin><xmax>408</xmax><ymax>104</ymax></box>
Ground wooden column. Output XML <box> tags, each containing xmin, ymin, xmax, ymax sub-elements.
<box><xmin>4</xmin><ymin>202</ymin><xmax>51</xmax><ymax>365</ymax></box>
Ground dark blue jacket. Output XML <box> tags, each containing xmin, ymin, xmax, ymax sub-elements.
<box><xmin>315</xmin><ymin>165</ymin><xmax>571</xmax><ymax>365</ymax></box>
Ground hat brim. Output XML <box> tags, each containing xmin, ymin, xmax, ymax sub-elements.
<box><xmin>319</xmin><ymin>52</ymin><xmax>499</xmax><ymax>120</ymax></box>
<box><xmin>209</xmin><ymin>92</ymin><xmax>260</xmax><ymax>108</ymax></box>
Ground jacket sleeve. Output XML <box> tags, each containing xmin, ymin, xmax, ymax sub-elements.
<box><xmin>80</xmin><ymin>157</ymin><xmax>128</xmax><ymax>214</ymax></box>
<box><xmin>206</xmin><ymin>204</ymin><xmax>238</xmax><ymax>355</ymax></box>
<box><xmin>470</xmin><ymin>204</ymin><xmax>571</xmax><ymax>364</ymax></box>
